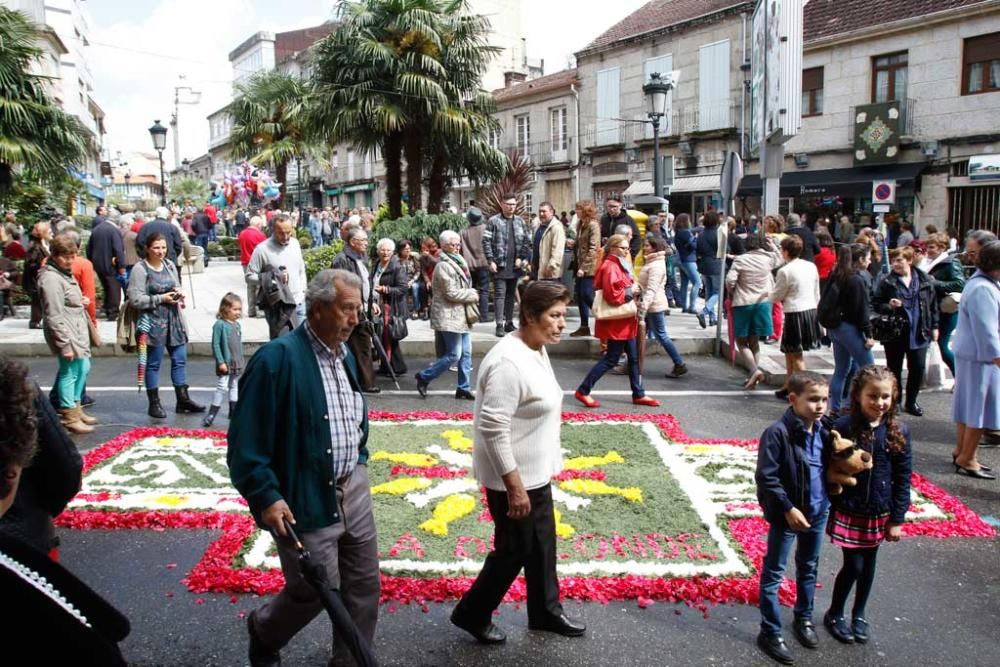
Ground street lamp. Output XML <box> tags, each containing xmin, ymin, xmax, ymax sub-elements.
<box><xmin>149</xmin><ymin>119</ymin><xmax>167</xmax><ymax>205</ymax></box>
<box><xmin>643</xmin><ymin>72</ymin><xmax>673</xmax><ymax>198</ymax></box>
<box><xmin>123</xmin><ymin>171</ymin><xmax>131</xmax><ymax>202</ymax></box>
<box><xmin>295</xmin><ymin>155</ymin><xmax>304</xmax><ymax>216</ymax></box>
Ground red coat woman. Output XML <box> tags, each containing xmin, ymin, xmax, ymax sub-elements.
<box><xmin>575</xmin><ymin>234</ymin><xmax>659</xmax><ymax>408</ymax></box>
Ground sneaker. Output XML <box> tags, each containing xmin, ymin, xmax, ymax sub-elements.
<box><xmin>696</xmin><ymin>313</ymin><xmax>707</xmax><ymax>329</ymax></box>
<box><xmin>495</xmin><ymin>324</ymin><xmax>505</xmax><ymax>338</ymax></box>
<box><xmin>610</xmin><ymin>363</ymin><xmax>627</xmax><ymax>375</ymax></box>
<box><xmin>666</xmin><ymin>364</ymin><xmax>688</xmax><ymax>378</ymax></box>
<box><xmin>503</xmin><ymin>321</ymin><xmax>516</xmax><ymax>333</ymax></box>
<box><xmin>449</xmin><ymin>365</ymin><xmax>458</xmax><ymax>372</ymax></box>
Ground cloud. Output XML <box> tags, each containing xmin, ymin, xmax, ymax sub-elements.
<box><xmin>89</xmin><ymin>0</ymin><xmax>328</xmax><ymax>167</ymax></box>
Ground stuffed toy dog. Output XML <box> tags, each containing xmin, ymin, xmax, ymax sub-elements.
<box><xmin>826</xmin><ymin>429</ymin><xmax>873</xmax><ymax>496</ymax></box>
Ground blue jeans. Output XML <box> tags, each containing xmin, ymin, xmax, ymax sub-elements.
<box><xmin>195</xmin><ymin>234</ymin><xmax>210</xmax><ymax>263</ymax></box>
<box><xmin>310</xmin><ymin>223</ymin><xmax>324</xmax><ymax>247</ymax></box>
<box><xmin>410</xmin><ymin>282</ymin><xmax>424</xmax><ymax>313</ymax></box>
<box><xmin>828</xmin><ymin>323</ymin><xmax>875</xmax><ymax>412</ymax></box>
<box><xmin>55</xmin><ymin>357</ymin><xmax>91</xmax><ymax>408</ymax></box>
<box><xmin>700</xmin><ymin>273</ymin><xmax>720</xmax><ymax>322</ymax></box>
<box><xmin>645</xmin><ymin>311</ymin><xmax>683</xmax><ymax>366</ymax></box>
<box><xmin>578</xmin><ymin>337</ymin><xmax>645</xmax><ymax>398</ymax></box>
<box><xmin>146</xmin><ymin>343</ymin><xmax>188</xmax><ymax>390</ymax></box>
<box><xmin>576</xmin><ymin>276</ymin><xmax>595</xmax><ymax>328</ymax></box>
<box><xmin>759</xmin><ymin>510</ymin><xmax>829</xmax><ymax>636</ymax></box>
<box><xmin>679</xmin><ymin>261</ymin><xmax>701</xmax><ymax>312</ymax></box>
<box><xmin>472</xmin><ymin>267</ymin><xmax>491</xmax><ymax>323</ymax></box>
<box><xmin>665</xmin><ymin>256</ymin><xmax>681</xmax><ymax>305</ymax></box>
<box><xmin>417</xmin><ymin>331</ymin><xmax>472</xmax><ymax>391</ymax></box>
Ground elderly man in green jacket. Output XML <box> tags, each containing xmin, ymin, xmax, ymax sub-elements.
<box><xmin>228</xmin><ymin>268</ymin><xmax>378</xmax><ymax>667</ymax></box>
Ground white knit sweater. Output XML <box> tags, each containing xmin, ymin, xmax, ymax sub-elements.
<box><xmin>472</xmin><ymin>332</ymin><xmax>564</xmax><ymax>491</ymax></box>
<box><xmin>771</xmin><ymin>258</ymin><xmax>821</xmax><ymax>313</ymax></box>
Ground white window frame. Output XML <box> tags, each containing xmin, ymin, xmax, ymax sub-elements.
<box><xmin>698</xmin><ymin>40</ymin><xmax>731</xmax><ymax>132</ymax></box>
<box><xmin>550</xmin><ymin>106</ymin><xmax>568</xmax><ymax>161</ymax></box>
<box><xmin>596</xmin><ymin>67</ymin><xmax>621</xmax><ymax>146</ymax></box>
<box><xmin>515</xmin><ymin>114</ymin><xmax>531</xmax><ymax>158</ymax></box>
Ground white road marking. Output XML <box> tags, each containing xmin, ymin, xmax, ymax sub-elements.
<box><xmin>45</xmin><ymin>385</ymin><xmax>781</xmax><ymax>397</ymax></box>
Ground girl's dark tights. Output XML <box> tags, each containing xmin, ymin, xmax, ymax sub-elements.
<box><xmin>829</xmin><ymin>546</ymin><xmax>879</xmax><ymax>618</ymax></box>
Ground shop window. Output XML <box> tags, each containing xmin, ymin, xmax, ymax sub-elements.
<box><xmin>872</xmin><ymin>52</ymin><xmax>908</xmax><ymax>102</ymax></box>
<box><xmin>802</xmin><ymin>67</ymin><xmax>824</xmax><ymax>116</ymax></box>
<box><xmin>963</xmin><ymin>32</ymin><xmax>1000</xmax><ymax>95</ymax></box>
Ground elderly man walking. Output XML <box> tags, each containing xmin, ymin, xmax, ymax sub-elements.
<box><xmin>228</xmin><ymin>269</ymin><xmax>379</xmax><ymax>667</ymax></box>
<box><xmin>239</xmin><ymin>215</ymin><xmax>268</xmax><ymax>317</ymax></box>
<box><xmin>86</xmin><ymin>205</ymin><xmax>127</xmax><ymax>320</ymax></box>
<box><xmin>247</xmin><ymin>214</ymin><xmax>308</xmax><ymax>339</ymax></box>
<box><xmin>532</xmin><ymin>202</ymin><xmax>566</xmax><ymax>282</ymax></box>
<box><xmin>332</xmin><ymin>227</ymin><xmax>379</xmax><ymax>393</ymax></box>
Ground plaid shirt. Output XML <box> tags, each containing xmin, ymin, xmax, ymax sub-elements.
<box><xmin>304</xmin><ymin>322</ymin><xmax>364</xmax><ymax>480</ymax></box>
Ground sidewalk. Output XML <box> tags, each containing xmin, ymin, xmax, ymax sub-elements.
<box><xmin>0</xmin><ymin>260</ymin><xmax>951</xmax><ymax>389</ymax></box>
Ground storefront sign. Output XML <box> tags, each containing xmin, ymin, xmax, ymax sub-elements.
<box><xmin>799</xmin><ymin>186</ymin><xmax>826</xmax><ymax>195</ymax></box>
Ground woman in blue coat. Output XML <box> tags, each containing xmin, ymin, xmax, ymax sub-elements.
<box><xmin>673</xmin><ymin>213</ymin><xmax>701</xmax><ymax>314</ymax></box>
<box><xmin>951</xmin><ymin>239</ymin><xmax>1000</xmax><ymax>480</ymax></box>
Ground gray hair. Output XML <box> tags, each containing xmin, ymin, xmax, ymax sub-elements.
<box><xmin>118</xmin><ymin>213</ymin><xmax>134</xmax><ymax>232</ymax></box>
<box><xmin>977</xmin><ymin>240</ymin><xmax>1000</xmax><ymax>273</ymax></box>
<box><xmin>376</xmin><ymin>238</ymin><xmax>395</xmax><ymax>252</ymax></box>
<box><xmin>613</xmin><ymin>223</ymin><xmax>632</xmax><ymax>237</ymax></box>
<box><xmin>155</xmin><ymin>206</ymin><xmax>169</xmax><ymax>219</ymax></box>
<box><xmin>135</xmin><ymin>211</ymin><xmax>146</xmax><ymax>220</ymax></box>
<box><xmin>439</xmin><ymin>230</ymin><xmax>460</xmax><ymax>246</ymax></box>
<box><xmin>306</xmin><ymin>269</ymin><xmax>364</xmax><ymax>313</ymax></box>
<box><xmin>346</xmin><ymin>226</ymin><xmax>368</xmax><ymax>243</ymax></box>
<box><xmin>786</xmin><ymin>212</ymin><xmax>801</xmax><ymax>227</ymax></box>
<box><xmin>968</xmin><ymin>229</ymin><xmax>997</xmax><ymax>246</ymax></box>
<box><xmin>57</xmin><ymin>228</ymin><xmax>82</xmax><ymax>249</ymax></box>
<box><xmin>249</xmin><ymin>215</ymin><xmax>264</xmax><ymax>228</ymax></box>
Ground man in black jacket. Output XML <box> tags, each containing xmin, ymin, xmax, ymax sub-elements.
<box><xmin>784</xmin><ymin>212</ymin><xmax>821</xmax><ymax>263</ymax></box>
<box><xmin>599</xmin><ymin>197</ymin><xmax>640</xmax><ymax>258</ymax></box>
<box><xmin>86</xmin><ymin>206</ymin><xmax>126</xmax><ymax>320</ymax></box>
<box><xmin>135</xmin><ymin>207</ymin><xmax>184</xmax><ymax>265</ymax></box>
<box><xmin>331</xmin><ymin>227</ymin><xmax>379</xmax><ymax>393</ymax></box>
<box><xmin>192</xmin><ymin>206</ymin><xmax>213</xmax><ymax>266</ymax></box>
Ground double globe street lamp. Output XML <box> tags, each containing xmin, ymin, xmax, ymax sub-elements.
<box><xmin>642</xmin><ymin>72</ymin><xmax>674</xmax><ymax>199</ymax></box>
<box><xmin>148</xmin><ymin>119</ymin><xmax>168</xmax><ymax>206</ymax></box>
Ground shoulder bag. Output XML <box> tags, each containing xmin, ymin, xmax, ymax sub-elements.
<box><xmin>593</xmin><ymin>289</ymin><xmax>637</xmax><ymax>320</ymax></box>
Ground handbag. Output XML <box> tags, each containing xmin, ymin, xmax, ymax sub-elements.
<box><xmin>465</xmin><ymin>302</ymin><xmax>480</xmax><ymax>327</ymax></box>
<box><xmin>869</xmin><ymin>312</ymin><xmax>907</xmax><ymax>343</ymax></box>
<box><xmin>593</xmin><ymin>289</ymin><xmax>637</xmax><ymax>320</ymax></box>
<box><xmin>389</xmin><ymin>312</ymin><xmax>408</xmax><ymax>340</ymax></box>
<box><xmin>87</xmin><ymin>317</ymin><xmax>102</xmax><ymax>347</ymax></box>
<box><xmin>940</xmin><ymin>292</ymin><xmax>961</xmax><ymax>314</ymax></box>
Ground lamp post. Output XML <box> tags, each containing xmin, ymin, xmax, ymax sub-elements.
<box><xmin>643</xmin><ymin>72</ymin><xmax>672</xmax><ymax>198</ymax></box>
<box><xmin>149</xmin><ymin>119</ymin><xmax>167</xmax><ymax>205</ymax></box>
<box><xmin>123</xmin><ymin>171</ymin><xmax>131</xmax><ymax>202</ymax></box>
<box><xmin>295</xmin><ymin>155</ymin><xmax>304</xmax><ymax>217</ymax></box>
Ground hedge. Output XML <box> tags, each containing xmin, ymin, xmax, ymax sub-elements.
<box><xmin>370</xmin><ymin>211</ymin><xmax>467</xmax><ymax>258</ymax></box>
<box><xmin>304</xmin><ymin>241</ymin><xmax>344</xmax><ymax>282</ymax></box>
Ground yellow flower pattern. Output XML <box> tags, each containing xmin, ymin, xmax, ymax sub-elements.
<box><xmin>370</xmin><ymin>478</ymin><xmax>433</xmax><ymax>496</ymax></box>
<box><xmin>419</xmin><ymin>494</ymin><xmax>477</xmax><ymax>536</ymax></box>
<box><xmin>371</xmin><ymin>451</ymin><xmax>438</xmax><ymax>467</ymax></box>
<box><xmin>441</xmin><ymin>430</ymin><xmax>473</xmax><ymax>452</ymax></box>
<box><xmin>559</xmin><ymin>479</ymin><xmax>643</xmax><ymax>503</ymax></box>
<box><xmin>563</xmin><ymin>451</ymin><xmax>625</xmax><ymax>470</ymax></box>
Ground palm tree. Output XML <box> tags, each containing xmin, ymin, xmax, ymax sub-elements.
<box><xmin>228</xmin><ymin>70</ymin><xmax>316</xmax><ymax>205</ymax></box>
<box><xmin>477</xmin><ymin>151</ymin><xmax>533</xmax><ymax>218</ymax></box>
<box><xmin>312</xmin><ymin>0</ymin><xmax>505</xmax><ymax>217</ymax></box>
<box><xmin>0</xmin><ymin>7</ymin><xmax>91</xmax><ymax>198</ymax></box>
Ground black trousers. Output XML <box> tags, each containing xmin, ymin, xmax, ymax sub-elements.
<box><xmin>347</xmin><ymin>323</ymin><xmax>376</xmax><ymax>389</ymax></box>
<box><xmin>883</xmin><ymin>341</ymin><xmax>927</xmax><ymax>404</ymax></box>
<box><xmin>453</xmin><ymin>484</ymin><xmax>563</xmax><ymax>628</ymax></box>
<box><xmin>99</xmin><ymin>273</ymin><xmax>121</xmax><ymax>318</ymax></box>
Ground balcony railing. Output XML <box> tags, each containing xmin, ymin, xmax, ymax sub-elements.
<box><xmin>499</xmin><ymin>138</ymin><xmax>576</xmax><ymax>167</ymax></box>
<box><xmin>581</xmin><ymin>99</ymin><xmax>741</xmax><ymax>151</ymax></box>
<box><xmin>848</xmin><ymin>98</ymin><xmax>917</xmax><ymax>143</ymax></box>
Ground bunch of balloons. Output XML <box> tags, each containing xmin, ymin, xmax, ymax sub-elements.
<box><xmin>209</xmin><ymin>161</ymin><xmax>282</xmax><ymax>210</ymax></box>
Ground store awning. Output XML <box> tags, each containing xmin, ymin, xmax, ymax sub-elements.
<box><xmin>623</xmin><ymin>180</ymin><xmax>653</xmax><ymax>197</ymax></box>
<box><xmin>342</xmin><ymin>182</ymin><xmax>375</xmax><ymax>193</ymax></box>
<box><xmin>737</xmin><ymin>162</ymin><xmax>926</xmax><ymax>197</ymax></box>
<box><xmin>325</xmin><ymin>187</ymin><xmax>342</xmax><ymax>196</ymax></box>
<box><xmin>670</xmin><ymin>173</ymin><xmax>721</xmax><ymax>193</ymax></box>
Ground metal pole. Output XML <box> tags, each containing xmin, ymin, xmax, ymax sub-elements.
<box><xmin>652</xmin><ymin>115</ymin><xmax>661</xmax><ymax>198</ymax></box>
<box><xmin>158</xmin><ymin>150</ymin><xmax>166</xmax><ymax>205</ymax></box>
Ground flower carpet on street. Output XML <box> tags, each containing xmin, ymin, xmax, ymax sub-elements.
<box><xmin>57</xmin><ymin>412</ymin><xmax>995</xmax><ymax>608</ymax></box>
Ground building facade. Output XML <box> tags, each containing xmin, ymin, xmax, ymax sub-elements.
<box><xmin>739</xmin><ymin>0</ymin><xmax>1000</xmax><ymax>237</ymax></box>
<box><xmin>573</xmin><ymin>0</ymin><xmax>753</xmax><ymax>217</ymax></box>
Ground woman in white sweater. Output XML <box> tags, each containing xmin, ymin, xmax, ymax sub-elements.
<box><xmin>770</xmin><ymin>235</ymin><xmax>822</xmax><ymax>399</ymax></box>
<box><xmin>451</xmin><ymin>281</ymin><xmax>585</xmax><ymax>645</ymax></box>
<box><xmin>726</xmin><ymin>231</ymin><xmax>783</xmax><ymax>389</ymax></box>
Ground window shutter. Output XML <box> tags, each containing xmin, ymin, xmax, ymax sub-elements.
<box><xmin>596</xmin><ymin>67</ymin><xmax>621</xmax><ymax>145</ymax></box>
<box><xmin>966</xmin><ymin>32</ymin><xmax>1000</xmax><ymax>63</ymax></box>
<box><xmin>699</xmin><ymin>40</ymin><xmax>730</xmax><ymax>131</ymax></box>
<box><xmin>802</xmin><ymin>67</ymin><xmax>823</xmax><ymax>92</ymax></box>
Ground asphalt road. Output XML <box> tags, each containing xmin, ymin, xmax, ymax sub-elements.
<box><xmin>15</xmin><ymin>353</ymin><xmax>1000</xmax><ymax>667</ymax></box>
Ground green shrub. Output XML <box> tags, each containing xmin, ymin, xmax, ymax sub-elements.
<box><xmin>373</xmin><ymin>201</ymin><xmax>408</xmax><ymax>228</ymax></box>
<box><xmin>74</xmin><ymin>214</ymin><xmax>94</xmax><ymax>230</ymax></box>
<box><xmin>304</xmin><ymin>241</ymin><xmax>344</xmax><ymax>281</ymax></box>
<box><xmin>297</xmin><ymin>228</ymin><xmax>313</xmax><ymax>250</ymax></box>
<box><xmin>207</xmin><ymin>241</ymin><xmax>226</xmax><ymax>257</ymax></box>
<box><xmin>370</xmin><ymin>211</ymin><xmax>467</xmax><ymax>258</ymax></box>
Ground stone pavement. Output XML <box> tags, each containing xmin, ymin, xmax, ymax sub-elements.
<box><xmin>0</xmin><ymin>259</ymin><xmax>953</xmax><ymax>388</ymax></box>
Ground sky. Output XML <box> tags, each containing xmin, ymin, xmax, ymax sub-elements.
<box><xmin>83</xmin><ymin>0</ymin><xmax>650</xmax><ymax>167</ymax></box>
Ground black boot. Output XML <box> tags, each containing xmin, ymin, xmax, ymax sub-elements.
<box><xmin>175</xmin><ymin>385</ymin><xmax>206</xmax><ymax>413</ymax></box>
<box><xmin>202</xmin><ymin>405</ymin><xmax>220</xmax><ymax>427</ymax></box>
<box><xmin>229</xmin><ymin>401</ymin><xmax>237</xmax><ymax>419</ymax></box>
<box><xmin>147</xmin><ymin>389</ymin><xmax>167</xmax><ymax>419</ymax></box>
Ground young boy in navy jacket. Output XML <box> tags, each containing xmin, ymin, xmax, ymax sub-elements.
<box><xmin>755</xmin><ymin>371</ymin><xmax>831</xmax><ymax>664</ymax></box>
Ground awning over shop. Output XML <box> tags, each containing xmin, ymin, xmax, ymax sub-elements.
<box><xmin>737</xmin><ymin>162</ymin><xmax>926</xmax><ymax>198</ymax></box>
<box><xmin>342</xmin><ymin>182</ymin><xmax>375</xmax><ymax>193</ymax></box>
<box><xmin>325</xmin><ymin>187</ymin><xmax>342</xmax><ymax>196</ymax></box>
<box><xmin>623</xmin><ymin>180</ymin><xmax>653</xmax><ymax>197</ymax></box>
<box><xmin>670</xmin><ymin>173</ymin><xmax>721</xmax><ymax>193</ymax></box>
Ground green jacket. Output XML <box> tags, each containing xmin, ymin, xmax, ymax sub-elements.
<box><xmin>227</xmin><ymin>325</ymin><xmax>370</xmax><ymax>531</ymax></box>
<box><xmin>927</xmin><ymin>254</ymin><xmax>965</xmax><ymax>301</ymax></box>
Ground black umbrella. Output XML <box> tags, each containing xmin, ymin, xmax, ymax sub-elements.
<box><xmin>367</xmin><ymin>322</ymin><xmax>400</xmax><ymax>390</ymax></box>
<box><xmin>281</xmin><ymin>520</ymin><xmax>379</xmax><ymax>667</ymax></box>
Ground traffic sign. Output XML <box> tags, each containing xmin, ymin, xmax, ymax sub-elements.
<box><xmin>872</xmin><ymin>180</ymin><xmax>896</xmax><ymax>204</ymax></box>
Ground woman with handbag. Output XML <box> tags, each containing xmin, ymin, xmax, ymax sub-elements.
<box><xmin>37</xmin><ymin>235</ymin><xmax>96</xmax><ymax>435</ymax></box>
<box><xmin>924</xmin><ymin>233</ymin><xmax>965</xmax><ymax>378</ymax></box>
<box><xmin>825</xmin><ymin>244</ymin><xmax>877</xmax><ymax>416</ymax></box>
<box><xmin>127</xmin><ymin>233</ymin><xmax>205</xmax><ymax>419</ymax></box>
<box><xmin>574</xmin><ymin>234</ymin><xmax>660</xmax><ymax>408</ymax></box>
<box><xmin>872</xmin><ymin>246</ymin><xmax>939</xmax><ymax>417</ymax></box>
<box><xmin>415</xmin><ymin>231</ymin><xmax>480</xmax><ymax>401</ymax></box>
<box><xmin>372</xmin><ymin>238</ymin><xmax>409</xmax><ymax>377</ymax></box>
